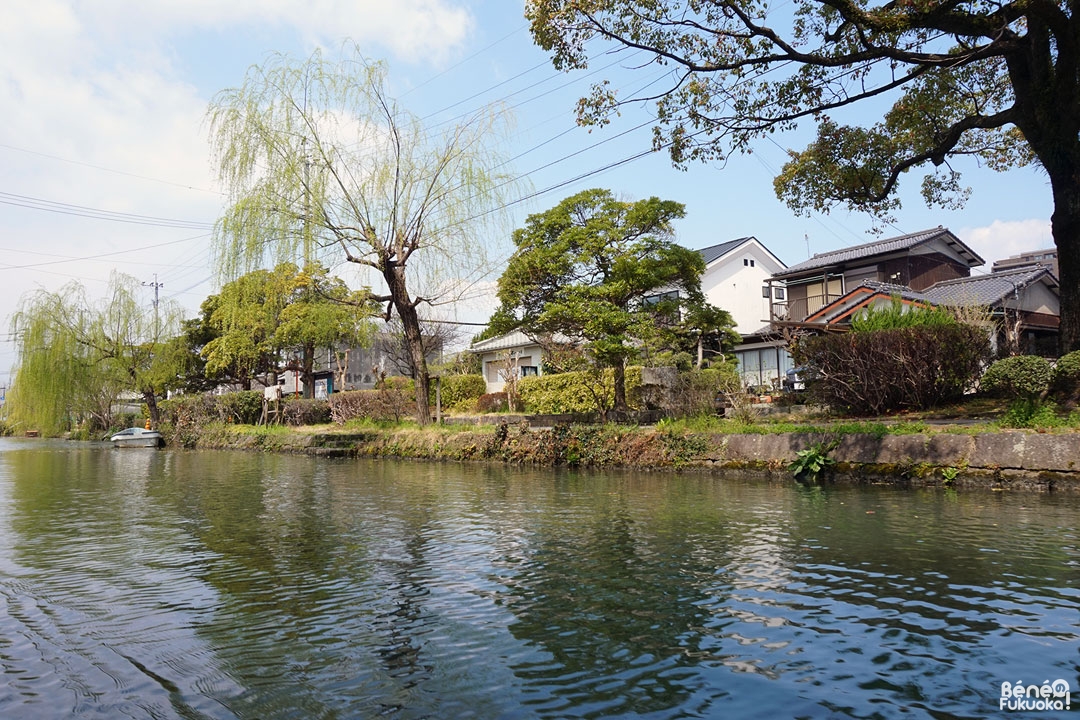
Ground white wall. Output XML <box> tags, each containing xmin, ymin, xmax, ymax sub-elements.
<box><xmin>1014</xmin><ymin>281</ymin><xmax>1059</xmax><ymax>315</ymax></box>
<box><xmin>702</xmin><ymin>240</ymin><xmax>786</xmax><ymax>334</ymax></box>
<box><xmin>479</xmin><ymin>344</ymin><xmax>545</xmax><ymax>393</ymax></box>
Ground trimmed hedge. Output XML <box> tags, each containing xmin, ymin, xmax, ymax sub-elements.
<box><xmin>329</xmin><ymin>382</ymin><xmax>416</xmax><ymax>424</ymax></box>
<box><xmin>281</xmin><ymin>397</ymin><xmax>331</xmax><ymax>426</ymax></box>
<box><xmin>476</xmin><ymin>392</ymin><xmax>509</xmax><ymax>413</ymax></box>
<box><xmin>981</xmin><ymin>355</ymin><xmax>1053</xmax><ymax>399</ymax></box>
<box><xmin>794</xmin><ymin>324</ymin><xmax>990</xmax><ymax>415</ymax></box>
<box><xmin>1052</xmin><ymin>350</ymin><xmax>1080</xmax><ymax>404</ymax></box>
<box><xmin>518</xmin><ymin>366</ymin><xmax>643</xmax><ymax>415</ymax></box>
<box><xmin>158</xmin><ymin>390</ymin><xmax>264</xmax><ymax>427</ymax></box>
<box><xmin>432</xmin><ymin>374</ymin><xmax>486</xmax><ymax>412</ymax></box>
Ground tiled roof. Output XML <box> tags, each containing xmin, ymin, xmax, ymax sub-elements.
<box><xmin>697</xmin><ymin>237</ymin><xmax>754</xmax><ymax>265</ymax></box>
<box><xmin>470</xmin><ymin>330</ymin><xmax>539</xmax><ymax>353</ymax></box>
<box><xmin>774</xmin><ymin>227</ymin><xmax>984</xmax><ymax>277</ymax></box>
<box><xmin>807</xmin><ymin>281</ymin><xmax>933</xmax><ymax>323</ymax></box>
<box><xmin>921</xmin><ymin>266</ymin><xmax>1058</xmax><ymax>307</ymax></box>
<box><xmin>470</xmin><ymin>330</ymin><xmax>574</xmax><ymax>353</ymax></box>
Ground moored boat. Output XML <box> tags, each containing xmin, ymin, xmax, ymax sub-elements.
<box><xmin>109</xmin><ymin>427</ymin><xmax>164</xmax><ymax>448</ymax></box>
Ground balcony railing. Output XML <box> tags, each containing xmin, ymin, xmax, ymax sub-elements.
<box><xmin>770</xmin><ymin>293</ymin><xmax>843</xmax><ymax>323</ymax></box>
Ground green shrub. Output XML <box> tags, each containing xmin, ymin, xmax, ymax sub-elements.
<box><xmin>980</xmin><ymin>355</ymin><xmax>1052</xmax><ymax>399</ymax></box>
<box><xmin>1051</xmin><ymin>350</ymin><xmax>1080</xmax><ymax>404</ymax></box>
<box><xmin>850</xmin><ymin>298</ymin><xmax>957</xmax><ymax>332</ymax></box>
<box><xmin>1000</xmin><ymin>399</ymin><xmax>1062</xmax><ymax>428</ymax></box>
<box><xmin>431</xmin><ymin>374</ymin><xmax>486</xmax><ymax>411</ymax></box>
<box><xmin>788</xmin><ymin>441</ymin><xmax>837</xmax><ymax>481</ymax></box>
<box><xmin>518</xmin><ymin>366</ymin><xmax>643</xmax><ymax>415</ymax></box>
<box><xmin>217</xmin><ymin>390</ymin><xmax>264</xmax><ymax>424</ymax></box>
<box><xmin>794</xmin><ymin>323</ymin><xmax>990</xmax><ymax>415</ymax></box>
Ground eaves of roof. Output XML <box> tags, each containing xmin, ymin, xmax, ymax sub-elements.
<box><xmin>773</xmin><ymin>227</ymin><xmax>984</xmax><ymax>278</ymax></box>
<box><xmin>695</xmin><ymin>236</ymin><xmax>788</xmax><ymax>270</ymax></box>
<box><xmin>921</xmin><ymin>265</ymin><xmax>1058</xmax><ymax>307</ymax></box>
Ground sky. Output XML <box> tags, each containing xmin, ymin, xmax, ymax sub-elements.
<box><xmin>0</xmin><ymin>0</ymin><xmax>1056</xmax><ymax>381</ymax></box>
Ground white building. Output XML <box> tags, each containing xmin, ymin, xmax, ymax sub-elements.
<box><xmin>697</xmin><ymin>236</ymin><xmax>788</xmax><ymax>334</ymax></box>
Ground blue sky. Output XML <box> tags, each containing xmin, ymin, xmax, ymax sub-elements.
<box><xmin>0</xmin><ymin>0</ymin><xmax>1054</xmax><ymax>376</ymax></box>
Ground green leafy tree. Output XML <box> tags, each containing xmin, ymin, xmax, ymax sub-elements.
<box><xmin>527</xmin><ymin>0</ymin><xmax>1080</xmax><ymax>352</ymax></box>
<box><xmin>492</xmin><ymin>188</ymin><xmax>719</xmax><ymax>415</ymax></box>
<box><xmin>201</xmin><ymin>263</ymin><xmax>373</xmax><ymax>397</ymax></box>
<box><xmin>8</xmin><ymin>273</ymin><xmax>184</xmax><ymax>434</ymax></box>
<box><xmin>200</xmin><ymin>269</ymin><xmax>280</xmax><ymax>390</ymax></box>
<box><xmin>273</xmin><ymin>263</ymin><xmax>375</xmax><ymax>398</ymax></box>
<box><xmin>207</xmin><ymin>47</ymin><xmax>518</xmax><ymax>423</ymax></box>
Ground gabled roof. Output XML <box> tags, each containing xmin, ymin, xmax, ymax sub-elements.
<box><xmin>806</xmin><ymin>281</ymin><xmax>933</xmax><ymax>323</ymax></box>
<box><xmin>802</xmin><ymin>266</ymin><xmax>1059</xmax><ymax>325</ymax></box>
<box><xmin>774</xmin><ymin>227</ymin><xmax>984</xmax><ymax>278</ymax></box>
<box><xmin>695</xmin><ymin>236</ymin><xmax>787</xmax><ymax>269</ymax></box>
<box><xmin>921</xmin><ymin>265</ymin><xmax>1058</xmax><ymax>307</ymax></box>
<box><xmin>697</xmin><ymin>237</ymin><xmax>754</xmax><ymax>265</ymax></box>
<box><xmin>470</xmin><ymin>329</ymin><xmax>574</xmax><ymax>354</ymax></box>
<box><xmin>470</xmin><ymin>330</ymin><xmax>539</xmax><ymax>353</ymax></box>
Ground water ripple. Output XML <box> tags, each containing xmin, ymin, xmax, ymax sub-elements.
<box><xmin>0</xmin><ymin>447</ymin><xmax>1076</xmax><ymax>718</ymax></box>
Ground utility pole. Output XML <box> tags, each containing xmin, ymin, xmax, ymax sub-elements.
<box><xmin>143</xmin><ymin>274</ymin><xmax>163</xmax><ymax>337</ymax></box>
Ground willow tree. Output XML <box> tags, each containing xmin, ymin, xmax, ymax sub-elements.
<box><xmin>528</xmin><ymin>0</ymin><xmax>1080</xmax><ymax>352</ymax></box>
<box><xmin>8</xmin><ymin>273</ymin><xmax>183</xmax><ymax>434</ymax></box>
<box><xmin>207</xmin><ymin>48</ymin><xmax>518</xmax><ymax>423</ymax></box>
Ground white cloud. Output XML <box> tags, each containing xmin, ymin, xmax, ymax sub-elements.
<box><xmin>85</xmin><ymin>0</ymin><xmax>474</xmax><ymax>66</ymax></box>
<box><xmin>0</xmin><ymin>1</ymin><xmax>478</xmax><ymax>375</ymax></box>
<box><xmin>958</xmin><ymin>218</ymin><xmax>1053</xmax><ymax>266</ymax></box>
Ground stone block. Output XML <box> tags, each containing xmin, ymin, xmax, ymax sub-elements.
<box><xmin>923</xmin><ymin>434</ymin><xmax>974</xmax><ymax>465</ymax></box>
<box><xmin>972</xmin><ymin>432</ymin><xmax>1027</xmax><ymax>470</ymax></box>
<box><xmin>873</xmin><ymin>435</ymin><xmax>929</xmax><ymax>464</ymax></box>
<box><xmin>1019</xmin><ymin>433</ymin><xmax>1080</xmax><ymax>472</ymax></box>
<box><xmin>834</xmin><ymin>434</ymin><xmax>883</xmax><ymax>464</ymax></box>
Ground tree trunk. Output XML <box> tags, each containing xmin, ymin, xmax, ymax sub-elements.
<box><xmin>143</xmin><ymin>390</ymin><xmax>160</xmax><ymax>430</ymax></box>
<box><xmin>613</xmin><ymin>360</ymin><xmax>627</xmax><ymax>415</ymax></box>
<box><xmin>1049</xmin><ymin>167</ymin><xmax>1080</xmax><ymax>353</ymax></box>
<box><xmin>302</xmin><ymin>344</ymin><xmax>315</xmax><ymax>399</ymax></box>
<box><xmin>384</xmin><ymin>263</ymin><xmax>431</xmax><ymax>424</ymax></box>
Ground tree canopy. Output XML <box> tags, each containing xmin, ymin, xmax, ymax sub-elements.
<box><xmin>7</xmin><ymin>273</ymin><xmax>183</xmax><ymax>434</ymax></box>
<box><xmin>207</xmin><ymin>47</ymin><xmax>519</xmax><ymax>421</ymax></box>
<box><xmin>200</xmin><ymin>262</ymin><xmax>374</xmax><ymax>396</ymax></box>
<box><xmin>491</xmin><ymin>188</ymin><xmax>733</xmax><ymax>413</ymax></box>
<box><xmin>527</xmin><ymin>0</ymin><xmax>1080</xmax><ymax>352</ymax></box>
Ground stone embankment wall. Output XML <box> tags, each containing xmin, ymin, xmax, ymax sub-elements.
<box><xmin>190</xmin><ymin>424</ymin><xmax>1080</xmax><ymax>491</ymax></box>
<box><xmin>714</xmin><ymin>432</ymin><xmax>1080</xmax><ymax>490</ymax></box>
<box><xmin>715</xmin><ymin>432</ymin><xmax>1079</xmax><ymax>473</ymax></box>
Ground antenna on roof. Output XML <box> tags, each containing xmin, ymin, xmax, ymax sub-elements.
<box><xmin>804</xmin><ymin>233</ymin><xmax>810</xmax><ymax>259</ymax></box>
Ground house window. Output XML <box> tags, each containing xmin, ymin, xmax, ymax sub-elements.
<box><xmin>762</xmin><ymin>285</ymin><xmax>770</xmax><ymax>298</ymax></box>
<box><xmin>744</xmin><ymin>259</ymin><xmax>749</xmax><ymax>266</ymax></box>
<box><xmin>521</xmin><ymin>366</ymin><xmax>539</xmax><ymax>377</ymax></box>
<box><xmin>774</xmin><ymin>287</ymin><xmax>786</xmax><ymax>300</ymax></box>
<box><xmin>643</xmin><ymin>290</ymin><xmax>679</xmax><ymax>306</ymax></box>
<box><xmin>750</xmin><ymin>259</ymin><xmax>755</xmax><ymax>267</ymax></box>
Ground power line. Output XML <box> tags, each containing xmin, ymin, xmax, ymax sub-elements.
<box><xmin>0</xmin><ymin>142</ymin><xmax>224</xmax><ymax>195</ymax></box>
<box><xmin>0</xmin><ymin>232</ymin><xmax>211</xmax><ymax>271</ymax></box>
<box><xmin>0</xmin><ymin>191</ymin><xmax>214</xmax><ymax>229</ymax></box>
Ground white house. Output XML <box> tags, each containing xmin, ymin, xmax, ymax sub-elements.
<box><xmin>471</xmin><ymin>330</ymin><xmax>548</xmax><ymax>393</ymax></box>
<box><xmin>697</xmin><ymin>236</ymin><xmax>788</xmax><ymax>334</ymax></box>
<box><xmin>694</xmin><ymin>237</ymin><xmax>795</xmax><ymax>391</ymax></box>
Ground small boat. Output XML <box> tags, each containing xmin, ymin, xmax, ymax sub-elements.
<box><xmin>109</xmin><ymin>427</ymin><xmax>164</xmax><ymax>448</ymax></box>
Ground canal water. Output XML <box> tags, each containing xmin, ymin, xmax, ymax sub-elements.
<box><xmin>0</xmin><ymin>438</ymin><xmax>1076</xmax><ymax>718</ymax></box>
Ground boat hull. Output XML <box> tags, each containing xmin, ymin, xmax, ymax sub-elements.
<box><xmin>109</xmin><ymin>428</ymin><xmax>164</xmax><ymax>448</ymax></box>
